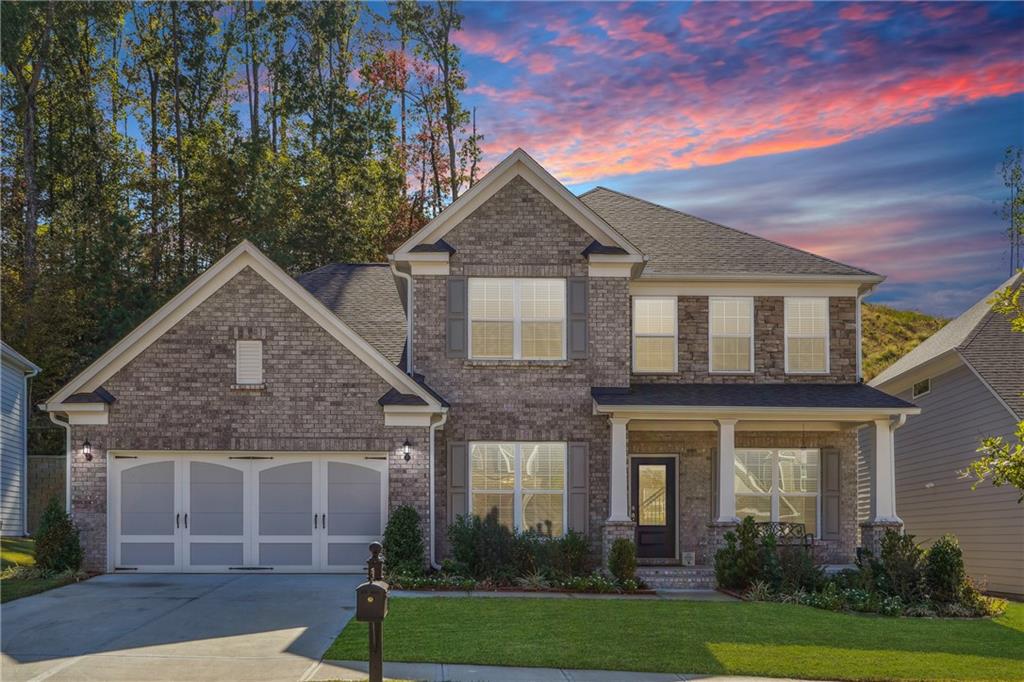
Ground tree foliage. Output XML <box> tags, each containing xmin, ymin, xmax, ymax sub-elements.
<box><xmin>1</xmin><ymin>1</ymin><xmax>482</xmax><ymax>456</ymax></box>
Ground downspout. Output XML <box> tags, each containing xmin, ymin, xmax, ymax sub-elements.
<box><xmin>390</xmin><ymin>258</ymin><xmax>414</xmax><ymax>375</ymax></box>
<box><xmin>428</xmin><ymin>410</ymin><xmax>448</xmax><ymax>570</ymax></box>
<box><xmin>47</xmin><ymin>411</ymin><xmax>72</xmax><ymax>514</ymax></box>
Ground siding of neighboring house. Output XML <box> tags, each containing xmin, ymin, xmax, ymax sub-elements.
<box><xmin>859</xmin><ymin>363</ymin><xmax>1023</xmax><ymax>596</ymax></box>
<box><xmin>1</xmin><ymin>358</ymin><xmax>28</xmax><ymax>536</ymax></box>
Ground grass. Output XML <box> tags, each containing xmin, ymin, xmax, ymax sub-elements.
<box><xmin>0</xmin><ymin>537</ymin><xmax>79</xmax><ymax>603</ymax></box>
<box><xmin>326</xmin><ymin>597</ymin><xmax>1024</xmax><ymax>681</ymax></box>
<box><xmin>861</xmin><ymin>302</ymin><xmax>949</xmax><ymax>381</ymax></box>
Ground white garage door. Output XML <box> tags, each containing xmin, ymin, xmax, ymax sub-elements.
<box><xmin>110</xmin><ymin>453</ymin><xmax>388</xmax><ymax>573</ymax></box>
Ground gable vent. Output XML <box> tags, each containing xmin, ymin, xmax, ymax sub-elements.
<box><xmin>236</xmin><ymin>340</ymin><xmax>263</xmax><ymax>385</ymax></box>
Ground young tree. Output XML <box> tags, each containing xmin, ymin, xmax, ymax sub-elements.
<box><xmin>998</xmin><ymin>146</ymin><xmax>1023</xmax><ymax>276</ymax></box>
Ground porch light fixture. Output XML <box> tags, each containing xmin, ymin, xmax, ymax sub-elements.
<box><xmin>402</xmin><ymin>440</ymin><xmax>411</xmax><ymax>462</ymax></box>
<box><xmin>83</xmin><ymin>439</ymin><xmax>92</xmax><ymax>461</ymax></box>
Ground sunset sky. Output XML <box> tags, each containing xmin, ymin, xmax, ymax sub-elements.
<box><xmin>452</xmin><ymin>1</ymin><xmax>1024</xmax><ymax>316</ymax></box>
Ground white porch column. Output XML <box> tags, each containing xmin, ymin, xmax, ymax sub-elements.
<box><xmin>873</xmin><ymin>418</ymin><xmax>902</xmax><ymax>523</ymax></box>
<box><xmin>607</xmin><ymin>417</ymin><xmax>631</xmax><ymax>522</ymax></box>
<box><xmin>716</xmin><ymin>419</ymin><xmax>739</xmax><ymax>523</ymax></box>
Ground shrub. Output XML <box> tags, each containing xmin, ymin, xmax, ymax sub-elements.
<box><xmin>878</xmin><ymin>529</ymin><xmax>923</xmax><ymax>602</ymax></box>
<box><xmin>546</xmin><ymin>530</ymin><xmax>590</xmax><ymax>578</ymax></box>
<box><xmin>745</xmin><ymin>579</ymin><xmax>773</xmax><ymax>601</ymax></box>
<box><xmin>608</xmin><ymin>538</ymin><xmax>637</xmax><ymax>584</ymax></box>
<box><xmin>383</xmin><ymin>505</ymin><xmax>425</xmax><ymax>577</ymax></box>
<box><xmin>924</xmin><ymin>534</ymin><xmax>965</xmax><ymax>604</ymax></box>
<box><xmin>778</xmin><ymin>546</ymin><xmax>824</xmax><ymax>593</ymax></box>
<box><xmin>35</xmin><ymin>497</ymin><xmax>83</xmax><ymax>573</ymax></box>
<box><xmin>447</xmin><ymin>510</ymin><xmax>516</xmax><ymax>581</ymax></box>
<box><xmin>714</xmin><ymin>516</ymin><xmax>762</xmax><ymax>590</ymax></box>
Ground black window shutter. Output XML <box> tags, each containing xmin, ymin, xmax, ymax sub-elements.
<box><xmin>821</xmin><ymin>447</ymin><xmax>841</xmax><ymax>540</ymax></box>
<box><xmin>567</xmin><ymin>277</ymin><xmax>588</xmax><ymax>359</ymax></box>
<box><xmin>567</xmin><ymin>442</ymin><xmax>589</xmax><ymax>533</ymax></box>
<box><xmin>447</xmin><ymin>442</ymin><xmax>468</xmax><ymax>523</ymax></box>
<box><xmin>447</xmin><ymin>277</ymin><xmax>468</xmax><ymax>358</ymax></box>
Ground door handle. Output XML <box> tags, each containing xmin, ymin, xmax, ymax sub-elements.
<box><xmin>322</xmin><ymin>513</ymin><xmax>326</xmax><ymax>529</ymax></box>
<box><xmin>184</xmin><ymin>514</ymin><xmax>188</xmax><ymax>529</ymax></box>
<box><xmin>176</xmin><ymin>513</ymin><xmax>180</xmax><ymax>528</ymax></box>
<box><xmin>314</xmin><ymin>513</ymin><xmax>318</xmax><ymax>529</ymax></box>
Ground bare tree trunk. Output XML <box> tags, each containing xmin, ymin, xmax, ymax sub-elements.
<box><xmin>468</xmin><ymin>106</ymin><xmax>479</xmax><ymax>187</ymax></box>
<box><xmin>148</xmin><ymin>65</ymin><xmax>161</xmax><ymax>285</ymax></box>
<box><xmin>171</xmin><ymin>2</ymin><xmax>186</xmax><ymax>277</ymax></box>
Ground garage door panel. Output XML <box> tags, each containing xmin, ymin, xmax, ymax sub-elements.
<box><xmin>112</xmin><ymin>457</ymin><xmax>182</xmax><ymax>572</ymax></box>
<box><xmin>327</xmin><ymin>542</ymin><xmax>370</xmax><ymax>567</ymax></box>
<box><xmin>121</xmin><ymin>542</ymin><xmax>176</xmax><ymax>566</ymax></box>
<box><xmin>322</xmin><ymin>458</ymin><xmax>387</xmax><ymax>571</ymax></box>
<box><xmin>189</xmin><ymin>542</ymin><xmax>243</xmax><ymax>565</ymax></box>
<box><xmin>184</xmin><ymin>458</ymin><xmax>249</xmax><ymax>570</ymax></box>
<box><xmin>259</xmin><ymin>542</ymin><xmax>313</xmax><ymax>566</ymax></box>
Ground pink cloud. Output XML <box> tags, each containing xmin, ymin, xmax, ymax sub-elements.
<box><xmin>838</xmin><ymin>4</ymin><xmax>892</xmax><ymax>22</ymax></box>
<box><xmin>777</xmin><ymin>26</ymin><xmax>825</xmax><ymax>48</ymax></box>
<box><xmin>454</xmin><ymin>28</ymin><xmax>520</xmax><ymax>63</ymax></box>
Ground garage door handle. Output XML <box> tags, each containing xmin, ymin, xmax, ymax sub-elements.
<box><xmin>314</xmin><ymin>513</ymin><xmax>318</xmax><ymax>529</ymax></box>
<box><xmin>176</xmin><ymin>513</ymin><xmax>180</xmax><ymax>528</ymax></box>
<box><xmin>322</xmin><ymin>513</ymin><xmax>326</xmax><ymax>529</ymax></box>
<box><xmin>184</xmin><ymin>514</ymin><xmax>188</xmax><ymax>528</ymax></box>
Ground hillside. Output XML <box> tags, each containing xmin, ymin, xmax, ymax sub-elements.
<box><xmin>861</xmin><ymin>303</ymin><xmax>949</xmax><ymax>381</ymax></box>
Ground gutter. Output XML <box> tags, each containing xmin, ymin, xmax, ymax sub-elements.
<box><xmin>389</xmin><ymin>258</ymin><xmax>414</xmax><ymax>375</ymax></box>
<box><xmin>428</xmin><ymin>411</ymin><xmax>448</xmax><ymax>570</ymax></box>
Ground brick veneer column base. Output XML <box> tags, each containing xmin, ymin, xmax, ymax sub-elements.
<box><xmin>859</xmin><ymin>521</ymin><xmax>903</xmax><ymax>557</ymax></box>
<box><xmin>602</xmin><ymin>521</ymin><xmax>636</xmax><ymax>566</ymax></box>
<box><xmin>705</xmin><ymin>521</ymin><xmax>739</xmax><ymax>560</ymax></box>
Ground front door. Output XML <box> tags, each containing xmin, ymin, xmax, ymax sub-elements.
<box><xmin>630</xmin><ymin>457</ymin><xmax>676</xmax><ymax>559</ymax></box>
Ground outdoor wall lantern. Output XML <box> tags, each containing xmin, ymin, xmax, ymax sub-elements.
<box><xmin>402</xmin><ymin>440</ymin><xmax>411</xmax><ymax>462</ymax></box>
<box><xmin>83</xmin><ymin>439</ymin><xmax>92</xmax><ymax>461</ymax></box>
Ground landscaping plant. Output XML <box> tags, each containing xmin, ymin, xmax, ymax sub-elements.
<box><xmin>382</xmin><ymin>505</ymin><xmax>426</xmax><ymax>577</ymax></box>
<box><xmin>35</xmin><ymin>497</ymin><xmax>83</xmax><ymax>573</ymax></box>
<box><xmin>924</xmin><ymin>534</ymin><xmax>965</xmax><ymax>604</ymax></box>
<box><xmin>608</xmin><ymin>537</ymin><xmax>637</xmax><ymax>585</ymax></box>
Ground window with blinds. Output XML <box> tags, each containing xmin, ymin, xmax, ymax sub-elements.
<box><xmin>235</xmin><ymin>340</ymin><xmax>263</xmax><ymax>385</ymax></box>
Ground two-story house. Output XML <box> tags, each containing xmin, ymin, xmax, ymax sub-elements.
<box><xmin>44</xmin><ymin>150</ymin><xmax>918</xmax><ymax>583</ymax></box>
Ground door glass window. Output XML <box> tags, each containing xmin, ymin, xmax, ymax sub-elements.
<box><xmin>638</xmin><ymin>464</ymin><xmax>667</xmax><ymax>526</ymax></box>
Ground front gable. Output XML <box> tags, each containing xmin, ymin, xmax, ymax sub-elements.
<box><xmin>391</xmin><ymin>149</ymin><xmax>643</xmax><ymax>277</ymax></box>
<box><xmin>46</xmin><ymin>241</ymin><xmax>443</xmax><ymax>424</ymax></box>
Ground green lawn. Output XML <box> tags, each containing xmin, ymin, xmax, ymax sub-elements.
<box><xmin>0</xmin><ymin>537</ymin><xmax>78</xmax><ymax>603</ymax></box>
<box><xmin>326</xmin><ymin>597</ymin><xmax>1024</xmax><ymax>681</ymax></box>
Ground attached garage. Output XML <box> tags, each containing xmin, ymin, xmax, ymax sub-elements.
<box><xmin>110</xmin><ymin>452</ymin><xmax>388</xmax><ymax>573</ymax></box>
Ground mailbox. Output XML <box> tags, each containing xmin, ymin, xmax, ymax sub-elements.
<box><xmin>356</xmin><ymin>580</ymin><xmax>389</xmax><ymax>622</ymax></box>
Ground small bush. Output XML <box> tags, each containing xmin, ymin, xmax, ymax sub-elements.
<box><xmin>546</xmin><ymin>530</ymin><xmax>590</xmax><ymax>578</ymax></box>
<box><xmin>924</xmin><ymin>534</ymin><xmax>965</xmax><ymax>604</ymax></box>
<box><xmin>745</xmin><ymin>579</ymin><xmax>773</xmax><ymax>601</ymax></box>
<box><xmin>383</xmin><ymin>505</ymin><xmax>425</xmax><ymax>577</ymax></box>
<box><xmin>447</xmin><ymin>510</ymin><xmax>516</xmax><ymax>581</ymax></box>
<box><xmin>878</xmin><ymin>529</ymin><xmax>923</xmax><ymax>602</ymax></box>
<box><xmin>714</xmin><ymin>516</ymin><xmax>763</xmax><ymax>590</ymax></box>
<box><xmin>778</xmin><ymin>546</ymin><xmax>824</xmax><ymax>593</ymax></box>
<box><xmin>35</xmin><ymin>497</ymin><xmax>83</xmax><ymax>573</ymax></box>
<box><xmin>608</xmin><ymin>538</ymin><xmax>637</xmax><ymax>584</ymax></box>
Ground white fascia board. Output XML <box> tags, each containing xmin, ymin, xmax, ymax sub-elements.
<box><xmin>630</xmin><ymin>280</ymin><xmax>861</xmax><ymax>298</ymax></box>
<box><xmin>392</xmin><ymin>149</ymin><xmax>641</xmax><ymax>258</ymax></box>
<box><xmin>637</xmin><ymin>272</ymin><xmax>885</xmax><ymax>285</ymax></box>
<box><xmin>47</xmin><ymin>241</ymin><xmax>443</xmax><ymax>411</ymax></box>
<box><xmin>868</xmin><ymin>350</ymin><xmax>962</xmax><ymax>395</ymax></box>
<box><xmin>592</xmin><ymin>403</ymin><xmax>920</xmax><ymax>422</ymax></box>
<box><xmin>383</xmin><ymin>405</ymin><xmax>447</xmax><ymax>427</ymax></box>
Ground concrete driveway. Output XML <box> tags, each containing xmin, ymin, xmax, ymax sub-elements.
<box><xmin>1</xmin><ymin>574</ymin><xmax>362</xmax><ymax>681</ymax></box>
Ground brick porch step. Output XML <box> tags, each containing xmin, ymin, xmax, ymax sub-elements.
<box><xmin>636</xmin><ymin>565</ymin><xmax>717</xmax><ymax>590</ymax></box>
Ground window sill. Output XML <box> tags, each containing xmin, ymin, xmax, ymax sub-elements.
<box><xmin>231</xmin><ymin>383</ymin><xmax>267</xmax><ymax>391</ymax></box>
<box><xmin>465</xmin><ymin>359</ymin><xmax>572</xmax><ymax>368</ymax></box>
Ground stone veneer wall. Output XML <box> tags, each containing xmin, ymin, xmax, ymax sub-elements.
<box><xmin>413</xmin><ymin>177</ymin><xmax>633</xmax><ymax>559</ymax></box>
<box><xmin>69</xmin><ymin>267</ymin><xmax>431</xmax><ymax>572</ymax></box>
<box><xmin>629</xmin><ymin>428</ymin><xmax>862</xmax><ymax>564</ymax></box>
<box><xmin>632</xmin><ymin>296</ymin><xmax>857</xmax><ymax>384</ymax></box>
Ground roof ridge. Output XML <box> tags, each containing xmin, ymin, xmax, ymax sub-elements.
<box><xmin>581</xmin><ymin>186</ymin><xmax>880</xmax><ymax>278</ymax></box>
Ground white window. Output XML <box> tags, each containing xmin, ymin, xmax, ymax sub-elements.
<box><xmin>470</xmin><ymin>442</ymin><xmax>566</xmax><ymax>536</ymax></box>
<box><xmin>710</xmin><ymin>297</ymin><xmax>754</xmax><ymax>373</ymax></box>
<box><xmin>235</xmin><ymin>340</ymin><xmax>263</xmax><ymax>385</ymax></box>
<box><xmin>468</xmin><ymin>278</ymin><xmax>565</xmax><ymax>360</ymax></box>
<box><xmin>735</xmin><ymin>448</ymin><xmax>820</xmax><ymax>535</ymax></box>
<box><xmin>912</xmin><ymin>378</ymin><xmax>930</xmax><ymax>398</ymax></box>
<box><xmin>785</xmin><ymin>297</ymin><xmax>829</xmax><ymax>374</ymax></box>
<box><xmin>633</xmin><ymin>296</ymin><xmax>677</xmax><ymax>373</ymax></box>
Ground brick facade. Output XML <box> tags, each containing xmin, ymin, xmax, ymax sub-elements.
<box><xmin>633</xmin><ymin>295</ymin><xmax>858</xmax><ymax>384</ymax></box>
<box><xmin>68</xmin><ymin>267</ymin><xmax>431</xmax><ymax>572</ymax></box>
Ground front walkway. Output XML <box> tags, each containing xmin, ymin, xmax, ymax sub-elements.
<box><xmin>312</xmin><ymin>659</ymin><xmax>804</xmax><ymax>681</ymax></box>
<box><xmin>1</xmin><ymin>573</ymin><xmax>361</xmax><ymax>681</ymax></box>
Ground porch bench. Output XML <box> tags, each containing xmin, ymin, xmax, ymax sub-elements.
<box><xmin>754</xmin><ymin>521</ymin><xmax>814</xmax><ymax>548</ymax></box>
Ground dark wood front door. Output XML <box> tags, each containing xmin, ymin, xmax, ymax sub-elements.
<box><xmin>630</xmin><ymin>457</ymin><xmax>676</xmax><ymax>559</ymax></box>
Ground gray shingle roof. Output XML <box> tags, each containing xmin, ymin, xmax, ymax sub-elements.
<box><xmin>296</xmin><ymin>263</ymin><xmax>407</xmax><ymax>366</ymax></box>
<box><xmin>579</xmin><ymin>187</ymin><xmax>880</xmax><ymax>279</ymax></box>
<box><xmin>870</xmin><ymin>272</ymin><xmax>1023</xmax><ymax>419</ymax></box>
<box><xmin>592</xmin><ymin>383</ymin><xmax>915</xmax><ymax>410</ymax></box>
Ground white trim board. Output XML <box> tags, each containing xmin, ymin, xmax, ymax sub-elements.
<box><xmin>392</xmin><ymin>149</ymin><xmax>642</xmax><ymax>259</ymax></box>
<box><xmin>46</xmin><ymin>241</ymin><xmax>443</xmax><ymax>411</ymax></box>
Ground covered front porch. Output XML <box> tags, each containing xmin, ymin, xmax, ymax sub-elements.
<box><xmin>591</xmin><ymin>384</ymin><xmax>920</xmax><ymax>574</ymax></box>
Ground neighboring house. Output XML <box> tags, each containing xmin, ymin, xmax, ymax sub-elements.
<box><xmin>862</xmin><ymin>273</ymin><xmax>1024</xmax><ymax>597</ymax></box>
<box><xmin>2</xmin><ymin>342</ymin><xmax>40</xmax><ymax>537</ymax></box>
<box><xmin>43</xmin><ymin>149</ymin><xmax>918</xmax><ymax>582</ymax></box>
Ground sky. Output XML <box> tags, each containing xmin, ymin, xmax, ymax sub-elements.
<box><xmin>452</xmin><ymin>1</ymin><xmax>1024</xmax><ymax>317</ymax></box>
